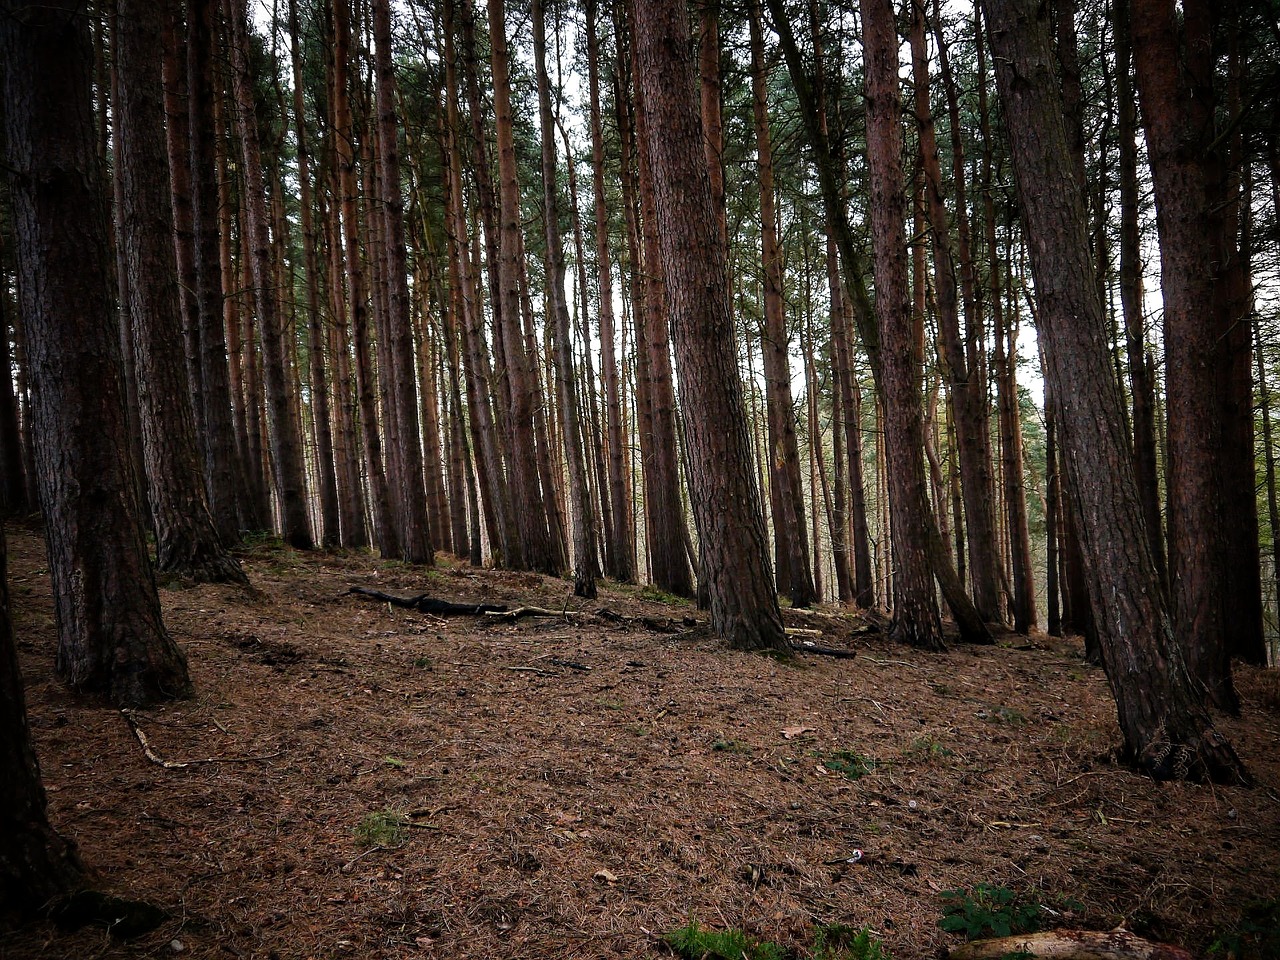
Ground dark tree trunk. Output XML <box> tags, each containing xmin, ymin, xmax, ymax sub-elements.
<box><xmin>488</xmin><ymin>0</ymin><xmax>556</xmax><ymax>574</ymax></box>
<box><xmin>633</xmin><ymin>0</ymin><xmax>787</xmax><ymax>654</ymax></box>
<box><xmin>981</xmin><ymin>0</ymin><xmax>1247</xmax><ymax>782</ymax></box>
<box><xmin>0</xmin><ymin>228</ymin><xmax>30</xmax><ymax>515</ymax></box>
<box><xmin>224</xmin><ymin>0</ymin><xmax>312</xmax><ymax>549</ymax></box>
<box><xmin>372</xmin><ymin>0</ymin><xmax>432</xmax><ymax>564</ymax></box>
<box><xmin>188</xmin><ymin>0</ymin><xmax>246</xmax><ymax>543</ymax></box>
<box><xmin>749</xmin><ymin>0</ymin><xmax>816</xmax><ymax>608</ymax></box>
<box><xmin>115</xmin><ymin>0</ymin><xmax>246</xmax><ymax>584</ymax></box>
<box><xmin>1131</xmin><ymin>0</ymin><xmax>1237</xmax><ymax>712</ymax></box>
<box><xmin>2</xmin><ymin>0</ymin><xmax>193</xmax><ymax>705</ymax></box>
<box><xmin>0</xmin><ymin>529</ymin><xmax>87</xmax><ymax>913</ymax></box>
<box><xmin>533</xmin><ymin>0</ymin><xmax>597</xmax><ymax>597</ymax></box>
<box><xmin>860</xmin><ymin>0</ymin><xmax>944</xmax><ymax>650</ymax></box>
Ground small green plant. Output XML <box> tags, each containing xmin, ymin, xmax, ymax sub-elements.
<box><xmin>982</xmin><ymin>705</ymin><xmax>1027</xmax><ymax>725</ymax></box>
<box><xmin>383</xmin><ymin>755</ymin><xmax>406</xmax><ymax>768</ymax></box>
<box><xmin>639</xmin><ymin>585</ymin><xmax>687</xmax><ymax>606</ymax></box>
<box><xmin>712</xmin><ymin>739</ymin><xmax>753</xmax><ymax>754</ymax></box>
<box><xmin>904</xmin><ymin>736</ymin><xmax>954</xmax><ymax>760</ymax></box>
<box><xmin>413</xmin><ymin>656</ymin><xmax>433</xmax><ymax>669</ymax></box>
<box><xmin>1208</xmin><ymin>899</ymin><xmax>1280</xmax><ymax>959</ymax></box>
<box><xmin>939</xmin><ymin>885</ymin><xmax>1041</xmax><ymax>940</ymax></box>
<box><xmin>815</xmin><ymin>749</ymin><xmax>876</xmax><ymax>780</ymax></box>
<box><xmin>812</xmin><ymin>923</ymin><xmax>892</xmax><ymax>960</ymax></box>
<box><xmin>354</xmin><ymin>809</ymin><xmax>408</xmax><ymax>848</ymax></box>
<box><xmin>663</xmin><ymin>922</ymin><xmax>786</xmax><ymax>960</ymax></box>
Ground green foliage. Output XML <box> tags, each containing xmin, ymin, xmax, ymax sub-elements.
<box><xmin>712</xmin><ymin>739</ymin><xmax>754</xmax><ymax>754</ymax></box>
<box><xmin>639</xmin><ymin>585</ymin><xmax>689</xmax><ymax>606</ymax></box>
<box><xmin>903</xmin><ymin>736</ymin><xmax>954</xmax><ymax>760</ymax></box>
<box><xmin>662</xmin><ymin>922</ymin><xmax>787</xmax><ymax>960</ymax></box>
<box><xmin>815</xmin><ymin>749</ymin><xmax>876</xmax><ymax>780</ymax></box>
<box><xmin>1208</xmin><ymin>899</ymin><xmax>1280</xmax><ymax>959</ymax></box>
<box><xmin>938</xmin><ymin>885</ymin><xmax>1041</xmax><ymax>940</ymax></box>
<box><xmin>811</xmin><ymin>923</ymin><xmax>892</xmax><ymax>960</ymax></box>
<box><xmin>354</xmin><ymin>809</ymin><xmax>408</xmax><ymax>848</ymax></box>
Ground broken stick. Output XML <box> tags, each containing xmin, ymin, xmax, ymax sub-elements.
<box><xmin>947</xmin><ymin>930</ymin><xmax>1194</xmax><ymax>960</ymax></box>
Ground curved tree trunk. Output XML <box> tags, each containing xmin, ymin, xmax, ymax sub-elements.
<box><xmin>634</xmin><ymin>0</ymin><xmax>786</xmax><ymax>654</ymax></box>
<box><xmin>2</xmin><ymin>0</ymin><xmax>193</xmax><ymax>705</ymax></box>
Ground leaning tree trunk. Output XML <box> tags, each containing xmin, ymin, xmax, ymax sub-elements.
<box><xmin>115</xmin><ymin>0</ymin><xmax>246</xmax><ymax>584</ymax></box>
<box><xmin>2</xmin><ymin>0</ymin><xmax>193</xmax><ymax>706</ymax></box>
<box><xmin>0</xmin><ymin>528</ymin><xmax>86</xmax><ymax>913</ymax></box>
<box><xmin>634</xmin><ymin>0</ymin><xmax>787</xmax><ymax>654</ymax></box>
<box><xmin>980</xmin><ymin>0</ymin><xmax>1247</xmax><ymax>782</ymax></box>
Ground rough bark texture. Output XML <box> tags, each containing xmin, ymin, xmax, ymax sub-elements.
<box><xmin>981</xmin><ymin>0</ymin><xmax>1247</xmax><ymax>782</ymax></box>
<box><xmin>860</xmin><ymin>0</ymin><xmax>945</xmax><ymax>651</ymax></box>
<box><xmin>224</xmin><ymin>0</ymin><xmax>312</xmax><ymax>549</ymax></box>
<box><xmin>633</xmin><ymin>0</ymin><xmax>787</xmax><ymax>654</ymax></box>
<box><xmin>0</xmin><ymin>528</ymin><xmax>87</xmax><ymax>914</ymax></box>
<box><xmin>1130</xmin><ymin>0</ymin><xmax>1236</xmax><ymax>713</ymax></box>
<box><xmin>2</xmin><ymin>0</ymin><xmax>193</xmax><ymax>706</ymax></box>
<box><xmin>115</xmin><ymin>0</ymin><xmax>246</xmax><ymax>585</ymax></box>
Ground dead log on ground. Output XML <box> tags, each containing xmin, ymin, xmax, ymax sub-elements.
<box><xmin>947</xmin><ymin>930</ymin><xmax>1194</xmax><ymax>960</ymax></box>
<box><xmin>348</xmin><ymin>586</ymin><xmax>507</xmax><ymax>615</ymax></box>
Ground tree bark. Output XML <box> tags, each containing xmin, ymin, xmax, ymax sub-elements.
<box><xmin>0</xmin><ymin>528</ymin><xmax>87</xmax><ymax>913</ymax></box>
<box><xmin>115</xmin><ymin>0</ymin><xmax>246</xmax><ymax>584</ymax></box>
<box><xmin>2</xmin><ymin>0</ymin><xmax>193</xmax><ymax>705</ymax></box>
<box><xmin>633</xmin><ymin>0</ymin><xmax>787</xmax><ymax>653</ymax></box>
<box><xmin>981</xmin><ymin>0</ymin><xmax>1247</xmax><ymax>781</ymax></box>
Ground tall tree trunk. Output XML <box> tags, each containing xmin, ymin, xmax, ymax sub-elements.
<box><xmin>488</xmin><ymin>0</ymin><xmax>556</xmax><ymax>574</ymax></box>
<box><xmin>633</xmin><ymin>0</ymin><xmax>786</xmax><ymax>654</ymax></box>
<box><xmin>980</xmin><ymin>0</ymin><xmax>1247</xmax><ymax>781</ymax></box>
<box><xmin>1112</xmin><ymin>0</ymin><xmax>1165</xmax><ymax>586</ymax></box>
<box><xmin>586</xmin><ymin>1</ymin><xmax>633</xmax><ymax>582</ymax></box>
<box><xmin>2</xmin><ymin>0</ymin><xmax>193</xmax><ymax>704</ymax></box>
<box><xmin>1130</xmin><ymin>0</ymin><xmax>1237</xmax><ymax>712</ymax></box>
<box><xmin>699</xmin><ymin>0</ymin><xmax>728</xmax><ymax>253</ymax></box>
<box><xmin>0</xmin><ymin>528</ymin><xmax>87</xmax><ymax>912</ymax></box>
<box><xmin>0</xmin><ymin>230</ymin><xmax>30</xmax><ymax>515</ymax></box>
<box><xmin>627</xmin><ymin>0</ymin><xmax>693</xmax><ymax>598</ymax></box>
<box><xmin>749</xmin><ymin>0</ymin><xmax>816</xmax><ymax>608</ymax></box>
<box><xmin>372</xmin><ymin>0</ymin><xmax>432</xmax><ymax>564</ymax></box>
<box><xmin>115</xmin><ymin>0</ymin><xmax>246</xmax><ymax>583</ymax></box>
<box><xmin>224</xmin><ymin>0</ymin><xmax>312</xmax><ymax>549</ymax></box>
<box><xmin>534</xmin><ymin>0</ymin><xmax>597</xmax><ymax>597</ymax></box>
<box><xmin>860</xmin><ymin>0</ymin><xmax>945</xmax><ymax>650</ymax></box>
<box><xmin>908</xmin><ymin>0</ymin><xmax>1005</xmax><ymax>624</ymax></box>
<box><xmin>287</xmin><ymin>0</ymin><xmax>339</xmax><ymax>548</ymax></box>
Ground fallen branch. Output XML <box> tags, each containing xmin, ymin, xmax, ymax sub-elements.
<box><xmin>121</xmin><ymin>711</ymin><xmax>280</xmax><ymax>770</ymax></box>
<box><xmin>784</xmin><ymin>627</ymin><xmax>824</xmax><ymax>638</ymax></box>
<box><xmin>595</xmin><ymin>606</ymin><xmax>682</xmax><ymax>633</ymax></box>
<box><xmin>483</xmin><ymin>605</ymin><xmax>568</xmax><ymax>622</ymax></box>
<box><xmin>947</xmin><ymin>930</ymin><xmax>1194</xmax><ymax>960</ymax></box>
<box><xmin>789</xmin><ymin>642</ymin><xmax>859</xmax><ymax>660</ymax></box>
<box><xmin>347</xmin><ymin>586</ymin><xmax>507</xmax><ymax>615</ymax></box>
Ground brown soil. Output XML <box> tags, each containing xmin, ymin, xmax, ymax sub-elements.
<box><xmin>3</xmin><ymin>523</ymin><xmax>1278</xmax><ymax>959</ymax></box>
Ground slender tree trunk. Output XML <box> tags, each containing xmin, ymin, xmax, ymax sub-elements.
<box><xmin>534</xmin><ymin>0</ymin><xmax>596</xmax><ymax>596</ymax></box>
<box><xmin>1112</xmin><ymin>0</ymin><xmax>1165</xmax><ymax>586</ymax></box>
<box><xmin>224</xmin><ymin>0</ymin><xmax>312</xmax><ymax>548</ymax></box>
<box><xmin>908</xmin><ymin>0</ymin><xmax>1005</xmax><ymax>624</ymax></box>
<box><xmin>0</xmin><ymin>230</ymin><xmax>29</xmax><ymax>515</ymax></box>
<box><xmin>287</xmin><ymin>0</ymin><xmax>339</xmax><ymax>548</ymax></box>
<box><xmin>115</xmin><ymin>0</ymin><xmax>246</xmax><ymax>583</ymax></box>
<box><xmin>634</xmin><ymin>0</ymin><xmax>786</xmax><ymax>653</ymax></box>
<box><xmin>749</xmin><ymin>0</ymin><xmax>816</xmax><ymax>607</ymax></box>
<box><xmin>981</xmin><ymin>0</ymin><xmax>1246</xmax><ymax>781</ymax></box>
<box><xmin>2</xmin><ymin>0</ymin><xmax>193</xmax><ymax>704</ymax></box>
<box><xmin>488</xmin><ymin>0</ymin><xmax>556</xmax><ymax>574</ymax></box>
<box><xmin>699</xmin><ymin>0</ymin><xmax>728</xmax><ymax>254</ymax></box>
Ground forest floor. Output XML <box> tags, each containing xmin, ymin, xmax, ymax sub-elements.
<box><xmin>2</xmin><ymin>521</ymin><xmax>1279</xmax><ymax>960</ymax></box>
